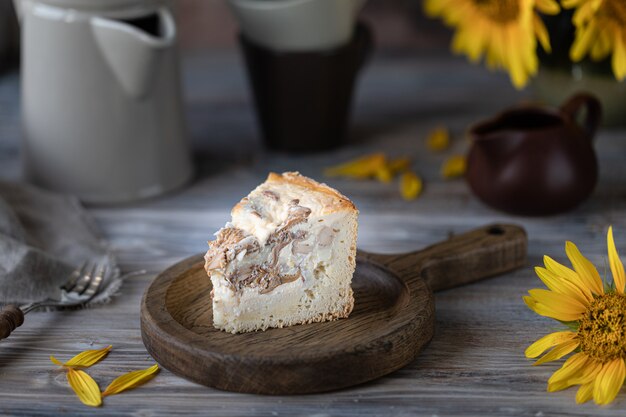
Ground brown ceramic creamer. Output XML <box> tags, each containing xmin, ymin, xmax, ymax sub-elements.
<box><xmin>466</xmin><ymin>93</ymin><xmax>602</xmax><ymax>216</ymax></box>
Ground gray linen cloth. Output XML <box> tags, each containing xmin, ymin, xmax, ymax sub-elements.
<box><xmin>0</xmin><ymin>182</ymin><xmax>122</xmax><ymax>306</ymax></box>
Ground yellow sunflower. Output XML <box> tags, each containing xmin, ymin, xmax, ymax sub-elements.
<box><xmin>563</xmin><ymin>0</ymin><xmax>626</xmax><ymax>81</ymax></box>
<box><xmin>524</xmin><ymin>226</ymin><xmax>626</xmax><ymax>405</ymax></box>
<box><xmin>424</xmin><ymin>0</ymin><xmax>560</xmax><ymax>89</ymax></box>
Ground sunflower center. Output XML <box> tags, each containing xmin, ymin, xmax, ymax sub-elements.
<box><xmin>472</xmin><ymin>0</ymin><xmax>520</xmax><ymax>23</ymax></box>
<box><xmin>578</xmin><ymin>293</ymin><xmax>626</xmax><ymax>362</ymax></box>
<box><xmin>600</xmin><ymin>0</ymin><xmax>626</xmax><ymax>26</ymax></box>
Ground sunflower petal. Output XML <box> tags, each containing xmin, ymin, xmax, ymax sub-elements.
<box><xmin>400</xmin><ymin>172</ymin><xmax>423</xmax><ymax>201</ymax></box>
<box><xmin>387</xmin><ymin>158</ymin><xmax>411</xmax><ymax>175</ymax></box>
<box><xmin>590</xmin><ymin>31</ymin><xmax>611</xmax><ymax>61</ymax></box>
<box><xmin>505</xmin><ymin>26</ymin><xmax>529</xmax><ymax>89</ymax></box>
<box><xmin>374</xmin><ymin>166</ymin><xmax>393</xmax><ymax>183</ymax></box>
<box><xmin>613</xmin><ymin>38</ymin><xmax>626</xmax><ymax>81</ymax></box>
<box><xmin>50</xmin><ymin>356</ymin><xmax>63</xmax><ymax>366</ymax></box>
<box><xmin>533</xmin><ymin>15</ymin><xmax>551</xmax><ymax>53</ymax></box>
<box><xmin>525</xmin><ymin>331</ymin><xmax>577</xmax><ymax>358</ymax></box>
<box><xmin>66</xmin><ymin>368</ymin><xmax>102</xmax><ymax>407</ymax></box>
<box><xmin>528</xmin><ymin>289</ymin><xmax>587</xmax><ymax>314</ymax></box>
<box><xmin>64</xmin><ymin>346</ymin><xmax>112</xmax><ymax>368</ymax></box>
<box><xmin>535</xmin><ymin>0</ymin><xmax>560</xmax><ymax>15</ymax></box>
<box><xmin>534</xmin><ymin>266</ymin><xmax>590</xmax><ymax>304</ymax></box>
<box><xmin>324</xmin><ymin>153</ymin><xmax>387</xmax><ymax>179</ymax></box>
<box><xmin>572</xmin><ymin>0</ymin><xmax>599</xmax><ymax>26</ymax></box>
<box><xmin>593</xmin><ymin>358</ymin><xmax>626</xmax><ymax>405</ymax></box>
<box><xmin>453</xmin><ymin>27</ymin><xmax>486</xmax><ymax>63</ymax></box>
<box><xmin>441</xmin><ymin>155</ymin><xmax>466</xmax><ymax>179</ymax></box>
<box><xmin>570</xmin><ymin>22</ymin><xmax>597</xmax><ymax>62</ymax></box>
<box><xmin>102</xmin><ymin>364</ymin><xmax>159</xmax><ymax>397</ymax></box>
<box><xmin>426</xmin><ymin>126</ymin><xmax>450</xmax><ymax>151</ymax></box>
<box><xmin>547</xmin><ymin>352</ymin><xmax>588</xmax><ymax>391</ymax></box>
<box><xmin>608</xmin><ymin>226</ymin><xmax>625</xmax><ymax>294</ymax></box>
<box><xmin>561</xmin><ymin>0</ymin><xmax>585</xmax><ymax>9</ymax></box>
<box><xmin>569</xmin><ymin>359</ymin><xmax>602</xmax><ymax>385</ymax></box>
<box><xmin>576</xmin><ymin>381</ymin><xmax>595</xmax><ymax>404</ymax></box>
<box><xmin>533</xmin><ymin>339</ymin><xmax>579</xmax><ymax>366</ymax></box>
<box><xmin>524</xmin><ymin>295</ymin><xmax>585</xmax><ymax>322</ymax></box>
<box><xmin>523</xmin><ymin>295</ymin><xmax>539</xmax><ymax>311</ymax></box>
<box><xmin>565</xmin><ymin>241</ymin><xmax>604</xmax><ymax>295</ymax></box>
<box><xmin>544</xmin><ymin>255</ymin><xmax>593</xmax><ymax>299</ymax></box>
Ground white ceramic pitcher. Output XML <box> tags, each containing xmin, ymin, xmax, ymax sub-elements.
<box><xmin>14</xmin><ymin>0</ymin><xmax>192</xmax><ymax>203</ymax></box>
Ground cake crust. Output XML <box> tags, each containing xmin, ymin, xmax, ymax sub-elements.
<box><xmin>233</xmin><ymin>171</ymin><xmax>357</xmax><ymax>217</ymax></box>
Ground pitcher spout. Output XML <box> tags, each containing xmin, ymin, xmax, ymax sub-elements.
<box><xmin>468</xmin><ymin>120</ymin><xmax>517</xmax><ymax>165</ymax></box>
<box><xmin>91</xmin><ymin>7</ymin><xmax>176</xmax><ymax>99</ymax></box>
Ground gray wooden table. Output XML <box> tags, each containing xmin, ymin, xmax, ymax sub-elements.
<box><xmin>1</xmin><ymin>50</ymin><xmax>625</xmax><ymax>416</ymax></box>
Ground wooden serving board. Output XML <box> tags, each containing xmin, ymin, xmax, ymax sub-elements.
<box><xmin>141</xmin><ymin>224</ymin><xmax>527</xmax><ymax>395</ymax></box>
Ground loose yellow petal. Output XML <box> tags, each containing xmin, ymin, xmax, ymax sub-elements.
<box><xmin>324</xmin><ymin>153</ymin><xmax>387</xmax><ymax>179</ymax></box>
<box><xmin>426</xmin><ymin>127</ymin><xmax>450</xmax><ymax>152</ymax></box>
<box><xmin>64</xmin><ymin>346</ymin><xmax>112</xmax><ymax>368</ymax></box>
<box><xmin>577</xmin><ymin>381</ymin><xmax>595</xmax><ymax>404</ymax></box>
<box><xmin>375</xmin><ymin>157</ymin><xmax>412</xmax><ymax>182</ymax></box>
<box><xmin>387</xmin><ymin>158</ymin><xmax>411</xmax><ymax>175</ymax></box>
<box><xmin>400</xmin><ymin>172</ymin><xmax>423</xmax><ymax>201</ymax></box>
<box><xmin>565</xmin><ymin>241</ymin><xmax>604</xmax><ymax>295</ymax></box>
<box><xmin>441</xmin><ymin>155</ymin><xmax>466</xmax><ymax>179</ymax></box>
<box><xmin>525</xmin><ymin>331</ymin><xmax>577</xmax><ymax>358</ymax></box>
<box><xmin>66</xmin><ymin>368</ymin><xmax>102</xmax><ymax>407</ymax></box>
<box><xmin>593</xmin><ymin>358</ymin><xmax>626</xmax><ymax>405</ymax></box>
<box><xmin>608</xmin><ymin>226</ymin><xmax>625</xmax><ymax>294</ymax></box>
<box><xmin>374</xmin><ymin>166</ymin><xmax>393</xmax><ymax>183</ymax></box>
<box><xmin>102</xmin><ymin>364</ymin><xmax>160</xmax><ymax>397</ymax></box>
<box><xmin>533</xmin><ymin>339</ymin><xmax>579</xmax><ymax>366</ymax></box>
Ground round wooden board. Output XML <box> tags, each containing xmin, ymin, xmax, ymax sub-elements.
<box><xmin>141</xmin><ymin>224</ymin><xmax>527</xmax><ymax>394</ymax></box>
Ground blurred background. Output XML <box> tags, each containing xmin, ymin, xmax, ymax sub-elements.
<box><xmin>174</xmin><ymin>1</ymin><xmax>449</xmax><ymax>52</ymax></box>
<box><xmin>0</xmin><ymin>0</ymin><xmax>621</xmax><ymax>213</ymax></box>
<box><xmin>0</xmin><ymin>0</ymin><xmax>482</xmax><ymax>184</ymax></box>
<box><xmin>0</xmin><ymin>1</ymin><xmax>451</xmax><ymax>71</ymax></box>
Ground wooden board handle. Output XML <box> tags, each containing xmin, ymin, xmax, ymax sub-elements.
<box><xmin>360</xmin><ymin>224</ymin><xmax>527</xmax><ymax>292</ymax></box>
<box><xmin>0</xmin><ymin>305</ymin><xmax>24</xmax><ymax>340</ymax></box>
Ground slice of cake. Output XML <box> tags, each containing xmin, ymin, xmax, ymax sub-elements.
<box><xmin>204</xmin><ymin>172</ymin><xmax>358</xmax><ymax>333</ymax></box>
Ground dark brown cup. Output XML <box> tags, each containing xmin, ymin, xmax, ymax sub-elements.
<box><xmin>239</xmin><ymin>22</ymin><xmax>373</xmax><ymax>152</ymax></box>
<box><xmin>466</xmin><ymin>93</ymin><xmax>602</xmax><ymax>216</ymax></box>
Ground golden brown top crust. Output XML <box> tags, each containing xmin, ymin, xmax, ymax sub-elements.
<box><xmin>265</xmin><ymin>172</ymin><xmax>357</xmax><ymax>213</ymax></box>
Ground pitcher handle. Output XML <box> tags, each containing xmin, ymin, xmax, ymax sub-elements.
<box><xmin>560</xmin><ymin>93</ymin><xmax>602</xmax><ymax>140</ymax></box>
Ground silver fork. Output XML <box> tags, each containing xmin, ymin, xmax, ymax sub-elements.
<box><xmin>0</xmin><ymin>261</ymin><xmax>108</xmax><ymax>340</ymax></box>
